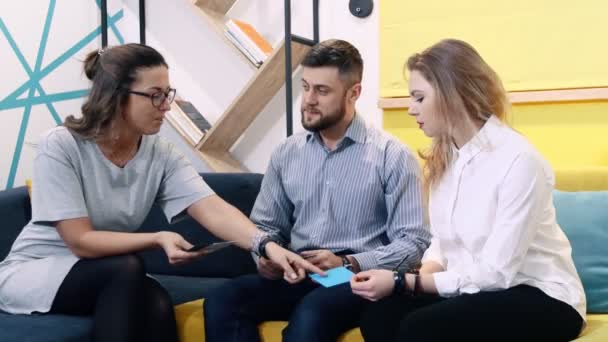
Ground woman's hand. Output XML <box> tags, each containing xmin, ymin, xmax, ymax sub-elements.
<box><xmin>257</xmin><ymin>257</ymin><xmax>284</xmax><ymax>280</ymax></box>
<box><xmin>350</xmin><ymin>269</ymin><xmax>394</xmax><ymax>301</ymax></box>
<box><xmin>156</xmin><ymin>231</ymin><xmax>206</xmax><ymax>265</ymax></box>
<box><xmin>419</xmin><ymin>261</ymin><xmax>444</xmax><ymax>274</ymax></box>
<box><xmin>265</xmin><ymin>242</ymin><xmax>326</xmax><ymax>284</ymax></box>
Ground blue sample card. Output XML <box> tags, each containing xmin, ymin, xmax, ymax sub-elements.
<box><xmin>309</xmin><ymin>266</ymin><xmax>355</xmax><ymax>287</ymax></box>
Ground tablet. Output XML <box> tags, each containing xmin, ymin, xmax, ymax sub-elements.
<box><xmin>187</xmin><ymin>241</ymin><xmax>235</xmax><ymax>253</ymax></box>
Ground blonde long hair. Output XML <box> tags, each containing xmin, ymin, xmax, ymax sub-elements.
<box><xmin>406</xmin><ymin>39</ymin><xmax>509</xmax><ymax>192</ymax></box>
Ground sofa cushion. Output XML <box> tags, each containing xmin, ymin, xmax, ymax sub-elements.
<box><xmin>553</xmin><ymin>190</ymin><xmax>608</xmax><ymax>313</ymax></box>
<box><xmin>0</xmin><ymin>312</ymin><xmax>91</xmax><ymax>342</ymax></box>
<box><xmin>0</xmin><ymin>187</ymin><xmax>31</xmax><ymax>260</ymax></box>
<box><xmin>152</xmin><ymin>274</ymin><xmax>229</xmax><ymax>305</ymax></box>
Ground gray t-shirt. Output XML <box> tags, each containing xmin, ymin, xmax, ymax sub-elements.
<box><xmin>0</xmin><ymin>127</ymin><xmax>213</xmax><ymax>314</ymax></box>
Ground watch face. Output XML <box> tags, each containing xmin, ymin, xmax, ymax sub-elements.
<box><xmin>342</xmin><ymin>256</ymin><xmax>352</xmax><ymax>269</ymax></box>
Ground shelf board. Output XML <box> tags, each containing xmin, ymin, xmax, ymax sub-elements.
<box><xmin>165</xmin><ymin>101</ymin><xmax>204</xmax><ymax>145</ymax></box>
<box><xmin>197</xmin><ymin>39</ymin><xmax>311</xmax><ymax>152</ymax></box>
<box><xmin>193</xmin><ymin>0</ymin><xmax>237</xmax><ymax>15</ymax></box>
<box><xmin>378</xmin><ymin>87</ymin><xmax>608</xmax><ymax>109</ymax></box>
<box><xmin>198</xmin><ymin>149</ymin><xmax>246</xmax><ymax>172</ymax></box>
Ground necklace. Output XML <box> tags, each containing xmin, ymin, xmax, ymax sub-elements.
<box><xmin>98</xmin><ymin>141</ymin><xmax>139</xmax><ymax>168</ymax></box>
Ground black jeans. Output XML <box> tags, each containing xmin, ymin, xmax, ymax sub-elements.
<box><xmin>203</xmin><ymin>273</ymin><xmax>368</xmax><ymax>342</ymax></box>
<box><xmin>360</xmin><ymin>285</ymin><xmax>584</xmax><ymax>342</ymax></box>
<box><xmin>49</xmin><ymin>255</ymin><xmax>178</xmax><ymax>342</ymax></box>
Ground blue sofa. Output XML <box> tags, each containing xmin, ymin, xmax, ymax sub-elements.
<box><xmin>2</xmin><ymin>172</ymin><xmax>607</xmax><ymax>341</ymax></box>
<box><xmin>0</xmin><ymin>173</ymin><xmax>261</xmax><ymax>341</ymax></box>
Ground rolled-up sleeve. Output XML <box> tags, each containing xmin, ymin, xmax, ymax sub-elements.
<box><xmin>249</xmin><ymin>145</ymin><xmax>293</xmax><ymax>244</ymax></box>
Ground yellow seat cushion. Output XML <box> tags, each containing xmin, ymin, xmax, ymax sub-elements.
<box><xmin>554</xmin><ymin>166</ymin><xmax>608</xmax><ymax>192</ymax></box>
<box><xmin>175</xmin><ymin>299</ymin><xmax>606</xmax><ymax>342</ymax></box>
<box><xmin>25</xmin><ymin>179</ymin><xmax>32</xmax><ymax>196</ymax></box>
<box><xmin>174</xmin><ymin>299</ymin><xmax>362</xmax><ymax>342</ymax></box>
<box><xmin>257</xmin><ymin>321</ymin><xmax>361</xmax><ymax>342</ymax></box>
<box><xmin>576</xmin><ymin>315</ymin><xmax>608</xmax><ymax>341</ymax></box>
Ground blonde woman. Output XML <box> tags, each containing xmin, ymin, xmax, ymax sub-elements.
<box><xmin>350</xmin><ymin>39</ymin><xmax>585</xmax><ymax>341</ymax></box>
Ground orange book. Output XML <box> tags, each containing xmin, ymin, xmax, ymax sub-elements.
<box><xmin>230</xmin><ymin>19</ymin><xmax>272</xmax><ymax>56</ymax></box>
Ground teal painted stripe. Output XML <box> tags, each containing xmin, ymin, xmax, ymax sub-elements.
<box><xmin>0</xmin><ymin>2</ymin><xmax>61</xmax><ymax>124</ymax></box>
<box><xmin>0</xmin><ymin>18</ymin><xmax>34</xmax><ymax>74</ymax></box>
<box><xmin>35</xmin><ymin>0</ymin><xmax>55</xmax><ymax>72</ymax></box>
<box><xmin>6</xmin><ymin>90</ymin><xmax>34</xmax><ymax>189</ymax></box>
<box><xmin>0</xmin><ymin>9</ymin><xmax>123</xmax><ymax>104</ymax></box>
<box><xmin>95</xmin><ymin>0</ymin><xmax>124</xmax><ymax>44</ymax></box>
<box><xmin>34</xmin><ymin>0</ymin><xmax>61</xmax><ymax>124</ymax></box>
<box><xmin>0</xmin><ymin>89</ymin><xmax>89</xmax><ymax>110</ymax></box>
<box><xmin>4</xmin><ymin>1</ymin><xmax>56</xmax><ymax>189</ymax></box>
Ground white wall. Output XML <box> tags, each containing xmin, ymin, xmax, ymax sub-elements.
<box><xmin>124</xmin><ymin>0</ymin><xmax>381</xmax><ymax>173</ymax></box>
<box><xmin>1</xmin><ymin>0</ymin><xmax>380</xmax><ymax>189</ymax></box>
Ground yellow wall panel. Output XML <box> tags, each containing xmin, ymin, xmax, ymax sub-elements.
<box><xmin>386</xmin><ymin>101</ymin><xmax>608</xmax><ymax>167</ymax></box>
<box><xmin>380</xmin><ymin>0</ymin><xmax>608</xmax><ymax>97</ymax></box>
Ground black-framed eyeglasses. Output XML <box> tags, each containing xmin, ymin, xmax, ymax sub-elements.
<box><xmin>125</xmin><ymin>87</ymin><xmax>176</xmax><ymax>109</ymax></box>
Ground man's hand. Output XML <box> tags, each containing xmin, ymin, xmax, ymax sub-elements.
<box><xmin>300</xmin><ymin>250</ymin><xmax>343</xmax><ymax>271</ymax></box>
<box><xmin>257</xmin><ymin>257</ymin><xmax>283</xmax><ymax>280</ymax></box>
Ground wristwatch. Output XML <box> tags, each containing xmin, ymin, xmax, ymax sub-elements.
<box><xmin>256</xmin><ymin>235</ymin><xmax>283</xmax><ymax>259</ymax></box>
<box><xmin>392</xmin><ymin>270</ymin><xmax>406</xmax><ymax>295</ymax></box>
<box><xmin>341</xmin><ymin>256</ymin><xmax>353</xmax><ymax>270</ymax></box>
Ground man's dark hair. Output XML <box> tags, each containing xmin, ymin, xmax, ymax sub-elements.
<box><xmin>301</xmin><ymin>39</ymin><xmax>363</xmax><ymax>86</ymax></box>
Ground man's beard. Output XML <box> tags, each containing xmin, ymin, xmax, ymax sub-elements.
<box><xmin>300</xmin><ymin>97</ymin><xmax>347</xmax><ymax>132</ymax></box>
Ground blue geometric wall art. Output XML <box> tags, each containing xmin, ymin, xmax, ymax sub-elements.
<box><xmin>0</xmin><ymin>0</ymin><xmax>124</xmax><ymax>189</ymax></box>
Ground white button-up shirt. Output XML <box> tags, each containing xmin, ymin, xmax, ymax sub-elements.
<box><xmin>424</xmin><ymin>116</ymin><xmax>586</xmax><ymax>320</ymax></box>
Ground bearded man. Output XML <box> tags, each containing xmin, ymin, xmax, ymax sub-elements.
<box><xmin>203</xmin><ymin>39</ymin><xmax>430</xmax><ymax>342</ymax></box>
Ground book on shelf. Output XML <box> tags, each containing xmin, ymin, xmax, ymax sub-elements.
<box><xmin>224</xmin><ymin>18</ymin><xmax>273</xmax><ymax>67</ymax></box>
<box><xmin>165</xmin><ymin>99</ymin><xmax>211</xmax><ymax>146</ymax></box>
<box><xmin>224</xmin><ymin>30</ymin><xmax>262</xmax><ymax>67</ymax></box>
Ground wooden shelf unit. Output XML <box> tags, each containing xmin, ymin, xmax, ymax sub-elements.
<box><xmin>198</xmin><ymin>149</ymin><xmax>245</xmax><ymax>173</ymax></box>
<box><xmin>164</xmin><ymin>0</ymin><xmax>312</xmax><ymax>172</ymax></box>
<box><xmin>197</xmin><ymin>40</ymin><xmax>310</xmax><ymax>152</ymax></box>
<box><xmin>193</xmin><ymin>0</ymin><xmax>236</xmax><ymax>14</ymax></box>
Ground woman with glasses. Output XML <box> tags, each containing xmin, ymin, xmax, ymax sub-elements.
<box><xmin>0</xmin><ymin>43</ymin><xmax>323</xmax><ymax>342</ymax></box>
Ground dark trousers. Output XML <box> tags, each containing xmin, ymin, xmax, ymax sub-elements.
<box><xmin>360</xmin><ymin>285</ymin><xmax>584</xmax><ymax>342</ymax></box>
<box><xmin>203</xmin><ymin>274</ymin><xmax>368</xmax><ymax>342</ymax></box>
<box><xmin>49</xmin><ymin>255</ymin><xmax>177</xmax><ymax>342</ymax></box>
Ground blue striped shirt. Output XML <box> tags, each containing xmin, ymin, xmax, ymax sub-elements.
<box><xmin>251</xmin><ymin>114</ymin><xmax>431</xmax><ymax>271</ymax></box>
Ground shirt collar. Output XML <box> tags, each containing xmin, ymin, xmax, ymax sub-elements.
<box><xmin>344</xmin><ymin>112</ymin><xmax>367</xmax><ymax>144</ymax></box>
<box><xmin>453</xmin><ymin>115</ymin><xmax>504</xmax><ymax>163</ymax></box>
<box><xmin>306</xmin><ymin>112</ymin><xmax>367</xmax><ymax>146</ymax></box>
